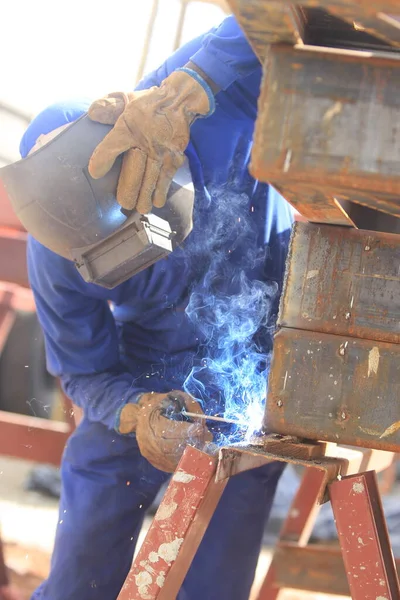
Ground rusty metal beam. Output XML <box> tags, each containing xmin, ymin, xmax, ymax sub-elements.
<box><xmin>251</xmin><ymin>44</ymin><xmax>400</xmax><ymax>220</ymax></box>
<box><xmin>119</xmin><ymin>447</ymin><xmax>226</xmax><ymax>600</ymax></box>
<box><xmin>0</xmin><ymin>410</ymin><xmax>70</xmax><ymax>466</ymax></box>
<box><xmin>273</xmin><ymin>184</ymin><xmax>357</xmax><ymax>226</ymax></box>
<box><xmin>330</xmin><ymin>470</ymin><xmax>400</xmax><ymax>599</ymax></box>
<box><xmin>227</xmin><ymin>1</ymin><xmax>400</xmax><ymax>61</ymax></box>
<box><xmin>280</xmin><ymin>222</ymin><xmax>400</xmax><ymax>344</ymax></box>
<box><xmin>266</xmin><ymin>328</ymin><xmax>400</xmax><ymax>452</ymax></box>
<box><xmin>227</xmin><ymin>0</ymin><xmax>303</xmax><ymax>60</ymax></box>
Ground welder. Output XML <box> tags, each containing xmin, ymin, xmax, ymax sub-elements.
<box><xmin>17</xmin><ymin>15</ymin><xmax>293</xmax><ymax>600</ymax></box>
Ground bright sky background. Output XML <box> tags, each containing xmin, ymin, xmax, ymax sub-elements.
<box><xmin>0</xmin><ymin>0</ymin><xmax>226</xmax><ymax>161</ymax></box>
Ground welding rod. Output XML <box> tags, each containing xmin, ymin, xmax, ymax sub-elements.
<box><xmin>182</xmin><ymin>410</ymin><xmax>245</xmax><ymax>426</ymax></box>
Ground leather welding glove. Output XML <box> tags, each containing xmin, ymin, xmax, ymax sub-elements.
<box><xmin>87</xmin><ymin>69</ymin><xmax>215</xmax><ymax>214</ymax></box>
<box><xmin>117</xmin><ymin>391</ymin><xmax>213</xmax><ymax>473</ymax></box>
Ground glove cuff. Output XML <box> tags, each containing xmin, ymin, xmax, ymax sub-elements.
<box><xmin>115</xmin><ymin>391</ymin><xmax>145</xmax><ymax>436</ymax></box>
<box><xmin>175</xmin><ymin>67</ymin><xmax>215</xmax><ymax>118</ymax></box>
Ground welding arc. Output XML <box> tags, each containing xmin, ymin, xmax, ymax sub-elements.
<box><xmin>181</xmin><ymin>410</ymin><xmax>245</xmax><ymax>426</ymax></box>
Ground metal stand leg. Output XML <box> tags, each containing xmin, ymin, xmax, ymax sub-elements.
<box><xmin>330</xmin><ymin>470</ymin><xmax>400</xmax><ymax>600</ymax></box>
<box><xmin>118</xmin><ymin>446</ymin><xmax>227</xmax><ymax>600</ymax></box>
<box><xmin>257</xmin><ymin>467</ymin><xmax>326</xmax><ymax>600</ymax></box>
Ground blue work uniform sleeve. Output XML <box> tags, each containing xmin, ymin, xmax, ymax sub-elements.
<box><xmin>27</xmin><ymin>236</ymin><xmax>146</xmax><ymax>432</ymax></box>
<box><xmin>189</xmin><ymin>15</ymin><xmax>260</xmax><ymax>90</ymax></box>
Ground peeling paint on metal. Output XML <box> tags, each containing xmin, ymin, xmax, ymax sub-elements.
<box><xmin>156</xmin><ymin>572</ymin><xmax>166</xmax><ymax>588</ymax></box>
<box><xmin>148</xmin><ymin>552</ymin><xmax>159</xmax><ymax>564</ymax></box>
<box><xmin>359</xmin><ymin>426</ymin><xmax>381</xmax><ymax>436</ymax></box>
<box><xmin>376</xmin><ymin>596</ymin><xmax>389</xmax><ymax>600</ymax></box>
<box><xmin>368</xmin><ymin>346</ymin><xmax>380</xmax><ymax>377</ymax></box>
<box><xmin>322</xmin><ymin>101</ymin><xmax>343</xmax><ymax>123</ymax></box>
<box><xmin>173</xmin><ymin>471</ymin><xmax>195</xmax><ymax>483</ymax></box>
<box><xmin>379</xmin><ymin>421</ymin><xmax>400</xmax><ymax>439</ymax></box>
<box><xmin>352</xmin><ymin>482</ymin><xmax>365</xmax><ymax>494</ymax></box>
<box><xmin>158</xmin><ymin>537</ymin><xmax>184</xmax><ymax>565</ymax></box>
<box><xmin>135</xmin><ymin>570</ymin><xmax>153</xmax><ymax>599</ymax></box>
<box><xmin>155</xmin><ymin>501</ymin><xmax>178</xmax><ymax>521</ymax></box>
<box><xmin>283</xmin><ymin>149</ymin><xmax>292</xmax><ymax>172</ymax></box>
<box><xmin>306</xmin><ymin>269</ymin><xmax>319</xmax><ymax>280</ymax></box>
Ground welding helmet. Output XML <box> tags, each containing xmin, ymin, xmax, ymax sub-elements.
<box><xmin>0</xmin><ymin>112</ymin><xmax>194</xmax><ymax>289</ymax></box>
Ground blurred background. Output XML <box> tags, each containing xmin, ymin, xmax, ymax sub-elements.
<box><xmin>0</xmin><ymin>0</ymin><xmax>227</xmax><ymax>166</ymax></box>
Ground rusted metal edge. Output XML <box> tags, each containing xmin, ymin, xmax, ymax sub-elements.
<box><xmin>216</xmin><ymin>444</ymin><xmax>394</xmax><ymax>503</ymax></box>
<box><xmin>323</xmin><ymin>5</ymin><xmax>400</xmax><ymax>48</ymax></box>
<box><xmin>227</xmin><ymin>0</ymin><xmax>304</xmax><ymax>61</ymax></box>
<box><xmin>273</xmin><ymin>184</ymin><xmax>357</xmax><ymax>226</ymax></box>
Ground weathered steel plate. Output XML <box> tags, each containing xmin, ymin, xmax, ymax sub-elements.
<box><xmin>266</xmin><ymin>328</ymin><xmax>400</xmax><ymax>452</ymax></box>
<box><xmin>280</xmin><ymin>222</ymin><xmax>400</xmax><ymax>344</ymax></box>
<box><xmin>251</xmin><ymin>45</ymin><xmax>400</xmax><ymax>217</ymax></box>
<box><xmin>318</xmin><ymin>1</ymin><xmax>400</xmax><ymax>48</ymax></box>
<box><xmin>227</xmin><ymin>1</ymin><xmax>400</xmax><ymax>61</ymax></box>
<box><xmin>274</xmin><ymin>183</ymin><xmax>357</xmax><ymax>226</ymax></box>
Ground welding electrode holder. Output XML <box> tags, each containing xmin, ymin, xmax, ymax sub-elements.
<box><xmin>160</xmin><ymin>393</ymin><xmax>194</xmax><ymax>422</ymax></box>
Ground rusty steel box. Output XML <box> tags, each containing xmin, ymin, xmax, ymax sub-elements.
<box><xmin>266</xmin><ymin>328</ymin><xmax>400</xmax><ymax>452</ymax></box>
<box><xmin>250</xmin><ymin>44</ymin><xmax>400</xmax><ymax>218</ymax></box>
<box><xmin>279</xmin><ymin>222</ymin><xmax>400</xmax><ymax>344</ymax></box>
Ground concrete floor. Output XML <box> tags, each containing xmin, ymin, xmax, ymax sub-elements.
<box><xmin>0</xmin><ymin>455</ymin><xmax>345</xmax><ymax>600</ymax></box>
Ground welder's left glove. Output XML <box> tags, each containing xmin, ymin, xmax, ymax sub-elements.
<box><xmin>87</xmin><ymin>68</ymin><xmax>215</xmax><ymax>214</ymax></box>
<box><xmin>117</xmin><ymin>391</ymin><xmax>213</xmax><ymax>473</ymax></box>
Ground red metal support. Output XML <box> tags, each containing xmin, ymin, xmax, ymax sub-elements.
<box><xmin>118</xmin><ymin>446</ymin><xmax>227</xmax><ymax>600</ymax></box>
<box><xmin>330</xmin><ymin>470</ymin><xmax>400</xmax><ymax>600</ymax></box>
<box><xmin>257</xmin><ymin>467</ymin><xmax>326</xmax><ymax>600</ymax></box>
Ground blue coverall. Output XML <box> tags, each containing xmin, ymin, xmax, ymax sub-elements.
<box><xmin>23</xmin><ymin>16</ymin><xmax>294</xmax><ymax>600</ymax></box>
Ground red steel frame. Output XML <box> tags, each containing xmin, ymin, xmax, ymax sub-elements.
<box><xmin>119</xmin><ymin>445</ymin><xmax>399</xmax><ymax>600</ymax></box>
<box><xmin>118</xmin><ymin>446</ymin><xmax>227</xmax><ymax>600</ymax></box>
<box><xmin>330</xmin><ymin>471</ymin><xmax>400</xmax><ymax>600</ymax></box>
<box><xmin>257</xmin><ymin>468</ymin><xmax>326</xmax><ymax>599</ymax></box>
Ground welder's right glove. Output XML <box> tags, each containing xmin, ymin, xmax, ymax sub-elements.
<box><xmin>117</xmin><ymin>391</ymin><xmax>213</xmax><ymax>473</ymax></box>
<box><xmin>87</xmin><ymin>69</ymin><xmax>215</xmax><ymax>214</ymax></box>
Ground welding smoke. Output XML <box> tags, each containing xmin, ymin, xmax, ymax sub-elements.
<box><xmin>183</xmin><ymin>184</ymin><xmax>280</xmax><ymax>444</ymax></box>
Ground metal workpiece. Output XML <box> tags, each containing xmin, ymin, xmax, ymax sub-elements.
<box><xmin>250</xmin><ymin>44</ymin><xmax>400</xmax><ymax>219</ymax></box>
<box><xmin>229</xmin><ymin>1</ymin><xmax>400</xmax><ymax>64</ymax></box>
<box><xmin>118</xmin><ymin>447</ymin><xmax>226</xmax><ymax>600</ymax></box>
<box><xmin>279</xmin><ymin>222</ymin><xmax>400</xmax><ymax>344</ymax></box>
<box><xmin>215</xmin><ymin>441</ymin><xmax>394</xmax><ymax>501</ymax></box>
<box><xmin>266</xmin><ymin>327</ymin><xmax>400</xmax><ymax>451</ymax></box>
